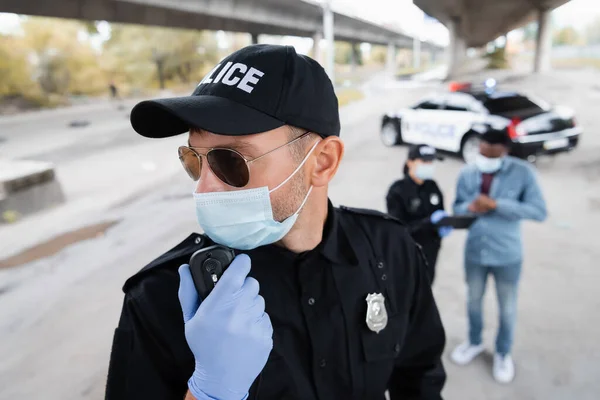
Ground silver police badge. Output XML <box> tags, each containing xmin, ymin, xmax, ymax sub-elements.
<box><xmin>365</xmin><ymin>293</ymin><xmax>388</xmax><ymax>333</ymax></box>
<box><xmin>430</xmin><ymin>194</ymin><xmax>440</xmax><ymax>206</ymax></box>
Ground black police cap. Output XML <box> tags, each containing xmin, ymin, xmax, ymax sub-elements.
<box><xmin>130</xmin><ymin>44</ymin><xmax>340</xmax><ymax>139</ymax></box>
<box><xmin>407</xmin><ymin>144</ymin><xmax>444</xmax><ymax>161</ymax></box>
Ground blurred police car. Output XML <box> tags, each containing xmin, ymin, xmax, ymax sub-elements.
<box><xmin>380</xmin><ymin>80</ymin><xmax>582</xmax><ymax>163</ymax></box>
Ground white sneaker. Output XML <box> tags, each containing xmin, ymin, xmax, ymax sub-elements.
<box><xmin>493</xmin><ymin>353</ymin><xmax>515</xmax><ymax>383</ymax></box>
<box><xmin>450</xmin><ymin>341</ymin><xmax>485</xmax><ymax>365</ymax></box>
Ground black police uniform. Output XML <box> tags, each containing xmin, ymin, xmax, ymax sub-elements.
<box><xmin>105</xmin><ymin>201</ymin><xmax>446</xmax><ymax>400</ymax></box>
<box><xmin>386</xmin><ymin>173</ymin><xmax>445</xmax><ymax>284</ymax></box>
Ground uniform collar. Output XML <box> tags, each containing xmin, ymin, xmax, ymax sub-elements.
<box><xmin>320</xmin><ymin>200</ymin><xmax>359</xmax><ymax>266</ymax></box>
<box><xmin>406</xmin><ymin>175</ymin><xmax>430</xmax><ymax>191</ymax></box>
<box><xmin>406</xmin><ymin>174</ymin><xmax>419</xmax><ymax>187</ymax></box>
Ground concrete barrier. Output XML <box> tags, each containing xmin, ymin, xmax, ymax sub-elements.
<box><xmin>0</xmin><ymin>159</ymin><xmax>65</xmax><ymax>223</ymax></box>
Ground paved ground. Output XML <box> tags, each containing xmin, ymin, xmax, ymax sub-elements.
<box><xmin>0</xmin><ymin>67</ymin><xmax>599</xmax><ymax>400</ymax></box>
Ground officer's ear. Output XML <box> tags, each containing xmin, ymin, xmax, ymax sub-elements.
<box><xmin>309</xmin><ymin>136</ymin><xmax>344</xmax><ymax>188</ymax></box>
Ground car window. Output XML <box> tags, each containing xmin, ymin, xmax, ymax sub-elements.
<box><xmin>442</xmin><ymin>93</ymin><xmax>475</xmax><ymax>112</ymax></box>
<box><xmin>414</xmin><ymin>100</ymin><xmax>442</xmax><ymax>110</ymax></box>
<box><xmin>444</xmin><ymin>104</ymin><xmax>468</xmax><ymax>111</ymax></box>
<box><xmin>483</xmin><ymin>96</ymin><xmax>544</xmax><ymax>114</ymax></box>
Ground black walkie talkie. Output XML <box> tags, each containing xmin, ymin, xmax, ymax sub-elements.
<box><xmin>189</xmin><ymin>245</ymin><xmax>236</xmax><ymax>299</ymax></box>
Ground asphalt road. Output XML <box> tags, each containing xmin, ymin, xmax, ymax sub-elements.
<box><xmin>0</xmin><ymin>67</ymin><xmax>599</xmax><ymax>400</ymax></box>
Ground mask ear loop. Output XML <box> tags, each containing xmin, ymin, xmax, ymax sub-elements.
<box><xmin>269</xmin><ymin>140</ymin><xmax>320</xmax><ymax>193</ymax></box>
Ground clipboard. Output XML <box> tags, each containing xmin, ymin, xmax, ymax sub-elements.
<box><xmin>435</xmin><ymin>215</ymin><xmax>478</xmax><ymax>229</ymax></box>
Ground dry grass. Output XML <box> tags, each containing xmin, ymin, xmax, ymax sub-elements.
<box><xmin>551</xmin><ymin>58</ymin><xmax>600</xmax><ymax>69</ymax></box>
<box><xmin>336</xmin><ymin>88</ymin><xmax>364</xmax><ymax>107</ymax></box>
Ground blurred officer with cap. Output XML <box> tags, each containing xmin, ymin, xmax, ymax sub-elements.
<box><xmin>386</xmin><ymin>144</ymin><xmax>452</xmax><ymax>284</ymax></box>
<box><xmin>105</xmin><ymin>44</ymin><xmax>446</xmax><ymax>400</ymax></box>
<box><xmin>451</xmin><ymin>125</ymin><xmax>547</xmax><ymax>384</ymax></box>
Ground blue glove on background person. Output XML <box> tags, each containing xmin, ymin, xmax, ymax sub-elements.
<box><xmin>430</xmin><ymin>210</ymin><xmax>447</xmax><ymax>224</ymax></box>
<box><xmin>178</xmin><ymin>254</ymin><xmax>273</xmax><ymax>400</ymax></box>
<box><xmin>438</xmin><ymin>225</ymin><xmax>453</xmax><ymax>238</ymax></box>
<box><xmin>430</xmin><ymin>210</ymin><xmax>453</xmax><ymax>238</ymax></box>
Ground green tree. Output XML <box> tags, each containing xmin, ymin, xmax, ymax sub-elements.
<box><xmin>335</xmin><ymin>42</ymin><xmax>352</xmax><ymax>64</ymax></box>
<box><xmin>334</xmin><ymin>42</ymin><xmax>363</xmax><ymax>66</ymax></box>
<box><xmin>20</xmin><ymin>17</ymin><xmax>106</xmax><ymax>96</ymax></box>
<box><xmin>486</xmin><ymin>46</ymin><xmax>509</xmax><ymax>69</ymax></box>
<box><xmin>0</xmin><ymin>34</ymin><xmax>37</xmax><ymax>97</ymax></box>
<box><xmin>553</xmin><ymin>26</ymin><xmax>581</xmax><ymax>46</ymax></box>
<box><xmin>369</xmin><ymin>45</ymin><xmax>388</xmax><ymax>65</ymax></box>
<box><xmin>104</xmin><ymin>24</ymin><xmax>219</xmax><ymax>91</ymax></box>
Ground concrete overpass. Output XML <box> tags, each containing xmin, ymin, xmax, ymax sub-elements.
<box><xmin>0</xmin><ymin>0</ymin><xmax>444</xmax><ymax>79</ymax></box>
<box><xmin>414</xmin><ymin>0</ymin><xmax>570</xmax><ymax>76</ymax></box>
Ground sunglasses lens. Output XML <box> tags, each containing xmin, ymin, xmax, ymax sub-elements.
<box><xmin>207</xmin><ymin>148</ymin><xmax>249</xmax><ymax>188</ymax></box>
<box><xmin>178</xmin><ymin>147</ymin><xmax>202</xmax><ymax>181</ymax></box>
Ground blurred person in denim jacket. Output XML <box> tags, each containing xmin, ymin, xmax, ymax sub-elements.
<box><xmin>450</xmin><ymin>126</ymin><xmax>547</xmax><ymax>384</ymax></box>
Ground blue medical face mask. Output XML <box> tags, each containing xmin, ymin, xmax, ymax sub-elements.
<box><xmin>414</xmin><ymin>163</ymin><xmax>435</xmax><ymax>181</ymax></box>
<box><xmin>475</xmin><ymin>153</ymin><xmax>504</xmax><ymax>174</ymax></box>
<box><xmin>193</xmin><ymin>141</ymin><xmax>319</xmax><ymax>250</ymax></box>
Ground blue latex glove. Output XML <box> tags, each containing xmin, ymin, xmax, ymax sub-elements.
<box><xmin>430</xmin><ymin>209</ymin><xmax>448</xmax><ymax>224</ymax></box>
<box><xmin>438</xmin><ymin>225</ymin><xmax>453</xmax><ymax>238</ymax></box>
<box><xmin>178</xmin><ymin>254</ymin><xmax>273</xmax><ymax>400</ymax></box>
<box><xmin>430</xmin><ymin>210</ymin><xmax>453</xmax><ymax>238</ymax></box>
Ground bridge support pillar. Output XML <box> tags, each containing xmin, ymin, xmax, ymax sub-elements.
<box><xmin>447</xmin><ymin>17</ymin><xmax>466</xmax><ymax>79</ymax></box>
<box><xmin>251</xmin><ymin>33</ymin><xmax>260</xmax><ymax>45</ymax></box>
<box><xmin>387</xmin><ymin>43</ymin><xmax>396</xmax><ymax>76</ymax></box>
<box><xmin>312</xmin><ymin>31</ymin><xmax>323</xmax><ymax>63</ymax></box>
<box><xmin>322</xmin><ymin>0</ymin><xmax>335</xmax><ymax>83</ymax></box>
<box><xmin>413</xmin><ymin>37</ymin><xmax>421</xmax><ymax>70</ymax></box>
<box><xmin>534</xmin><ymin>8</ymin><xmax>552</xmax><ymax>73</ymax></box>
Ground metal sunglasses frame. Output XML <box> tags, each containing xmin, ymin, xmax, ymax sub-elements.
<box><xmin>178</xmin><ymin>130</ymin><xmax>311</xmax><ymax>186</ymax></box>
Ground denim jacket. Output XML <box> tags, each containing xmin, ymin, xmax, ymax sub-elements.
<box><xmin>453</xmin><ymin>156</ymin><xmax>547</xmax><ymax>266</ymax></box>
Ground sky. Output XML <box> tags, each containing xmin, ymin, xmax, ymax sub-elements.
<box><xmin>552</xmin><ymin>0</ymin><xmax>599</xmax><ymax>27</ymax></box>
<box><xmin>0</xmin><ymin>0</ymin><xmax>598</xmax><ymax>46</ymax></box>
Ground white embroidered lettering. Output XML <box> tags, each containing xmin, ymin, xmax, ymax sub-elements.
<box><xmin>238</xmin><ymin>67</ymin><xmax>265</xmax><ymax>93</ymax></box>
<box><xmin>197</xmin><ymin>62</ymin><xmax>265</xmax><ymax>93</ymax></box>
<box><xmin>213</xmin><ymin>61</ymin><xmax>233</xmax><ymax>84</ymax></box>
<box><xmin>199</xmin><ymin>63</ymin><xmax>221</xmax><ymax>85</ymax></box>
<box><xmin>222</xmin><ymin>63</ymin><xmax>248</xmax><ymax>86</ymax></box>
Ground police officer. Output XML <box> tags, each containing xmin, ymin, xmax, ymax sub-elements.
<box><xmin>386</xmin><ymin>145</ymin><xmax>452</xmax><ymax>284</ymax></box>
<box><xmin>105</xmin><ymin>45</ymin><xmax>446</xmax><ymax>400</ymax></box>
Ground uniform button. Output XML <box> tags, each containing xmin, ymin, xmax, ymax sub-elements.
<box><xmin>308</xmin><ymin>297</ymin><xmax>316</xmax><ymax>306</ymax></box>
<box><xmin>194</xmin><ymin>237</ymin><xmax>202</xmax><ymax>244</ymax></box>
<box><xmin>377</xmin><ymin>262</ymin><xmax>384</xmax><ymax>269</ymax></box>
<box><xmin>394</xmin><ymin>343</ymin><xmax>401</xmax><ymax>354</ymax></box>
<box><xmin>381</xmin><ymin>274</ymin><xmax>387</xmax><ymax>281</ymax></box>
<box><xmin>319</xmin><ymin>359</ymin><xmax>327</xmax><ymax>368</ymax></box>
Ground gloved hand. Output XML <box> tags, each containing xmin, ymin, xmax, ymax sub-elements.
<box><xmin>431</xmin><ymin>210</ymin><xmax>453</xmax><ymax>238</ymax></box>
<box><xmin>178</xmin><ymin>254</ymin><xmax>273</xmax><ymax>400</ymax></box>
<box><xmin>438</xmin><ymin>225</ymin><xmax>453</xmax><ymax>238</ymax></box>
<box><xmin>430</xmin><ymin>209</ymin><xmax>448</xmax><ymax>224</ymax></box>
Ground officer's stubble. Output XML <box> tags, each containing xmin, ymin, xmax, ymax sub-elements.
<box><xmin>270</xmin><ymin>128</ymin><xmax>312</xmax><ymax>223</ymax></box>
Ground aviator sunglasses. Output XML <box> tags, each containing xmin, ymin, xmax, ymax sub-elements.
<box><xmin>178</xmin><ymin>131</ymin><xmax>311</xmax><ymax>188</ymax></box>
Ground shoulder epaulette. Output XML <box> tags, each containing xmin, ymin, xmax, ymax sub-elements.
<box><xmin>339</xmin><ymin>205</ymin><xmax>404</xmax><ymax>225</ymax></box>
<box><xmin>122</xmin><ymin>233</ymin><xmax>210</xmax><ymax>292</ymax></box>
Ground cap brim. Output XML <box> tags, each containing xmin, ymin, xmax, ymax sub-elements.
<box><xmin>130</xmin><ymin>95</ymin><xmax>285</xmax><ymax>138</ymax></box>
